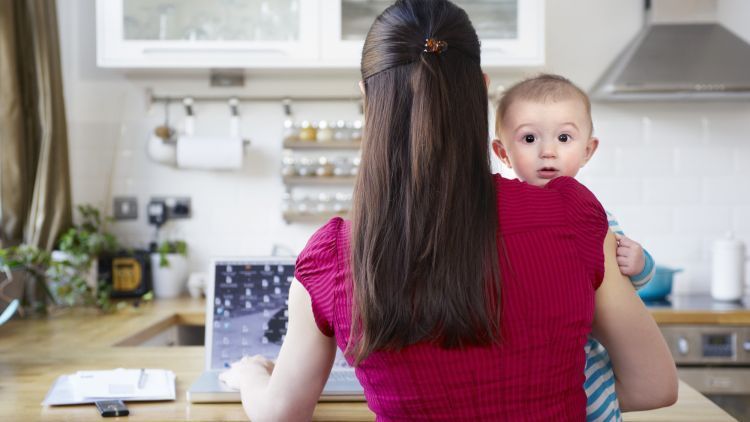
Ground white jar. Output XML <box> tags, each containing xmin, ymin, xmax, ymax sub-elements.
<box><xmin>150</xmin><ymin>253</ymin><xmax>189</xmax><ymax>299</ymax></box>
<box><xmin>711</xmin><ymin>233</ymin><xmax>747</xmax><ymax>302</ymax></box>
<box><xmin>316</xmin><ymin>121</ymin><xmax>334</xmax><ymax>142</ymax></box>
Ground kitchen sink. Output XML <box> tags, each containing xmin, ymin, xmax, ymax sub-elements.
<box><xmin>116</xmin><ymin>313</ymin><xmax>204</xmax><ymax>347</ymax></box>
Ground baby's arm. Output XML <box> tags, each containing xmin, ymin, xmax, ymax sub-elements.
<box><xmin>606</xmin><ymin>211</ymin><xmax>655</xmax><ymax>289</ymax></box>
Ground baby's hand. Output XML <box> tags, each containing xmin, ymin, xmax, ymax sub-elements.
<box><xmin>615</xmin><ymin>234</ymin><xmax>645</xmax><ymax>276</ymax></box>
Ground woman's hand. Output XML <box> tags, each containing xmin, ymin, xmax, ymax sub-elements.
<box><xmin>219</xmin><ymin>281</ymin><xmax>337</xmax><ymax>422</ymax></box>
<box><xmin>219</xmin><ymin>355</ymin><xmax>275</xmax><ymax>390</ymax></box>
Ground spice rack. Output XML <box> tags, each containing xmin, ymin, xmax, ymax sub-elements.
<box><xmin>281</xmin><ymin>118</ymin><xmax>361</xmax><ymax>224</ymax></box>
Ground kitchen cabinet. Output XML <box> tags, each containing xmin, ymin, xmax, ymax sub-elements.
<box><xmin>96</xmin><ymin>0</ymin><xmax>320</xmax><ymax>68</ymax></box>
<box><xmin>320</xmin><ymin>0</ymin><xmax>545</xmax><ymax>67</ymax></box>
<box><xmin>96</xmin><ymin>0</ymin><xmax>544</xmax><ymax>68</ymax></box>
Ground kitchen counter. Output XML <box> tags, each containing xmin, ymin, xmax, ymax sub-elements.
<box><xmin>0</xmin><ymin>298</ymin><xmax>738</xmax><ymax>421</ymax></box>
<box><xmin>649</xmin><ymin>294</ymin><xmax>750</xmax><ymax>325</ymax></box>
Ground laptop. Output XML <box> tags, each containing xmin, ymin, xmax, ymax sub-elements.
<box><xmin>187</xmin><ymin>257</ymin><xmax>364</xmax><ymax>403</ymax></box>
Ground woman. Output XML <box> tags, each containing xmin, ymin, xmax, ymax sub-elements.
<box><xmin>220</xmin><ymin>1</ymin><xmax>677</xmax><ymax>420</ymax></box>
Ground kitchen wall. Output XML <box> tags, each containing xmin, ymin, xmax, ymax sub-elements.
<box><xmin>58</xmin><ymin>0</ymin><xmax>750</xmax><ymax>294</ymax></box>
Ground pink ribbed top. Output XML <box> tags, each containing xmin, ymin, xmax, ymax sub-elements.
<box><xmin>295</xmin><ymin>175</ymin><xmax>607</xmax><ymax>421</ymax></box>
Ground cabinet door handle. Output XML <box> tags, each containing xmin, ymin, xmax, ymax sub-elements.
<box><xmin>143</xmin><ymin>47</ymin><xmax>284</xmax><ymax>54</ymax></box>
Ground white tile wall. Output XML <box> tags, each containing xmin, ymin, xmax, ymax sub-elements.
<box><xmin>59</xmin><ymin>0</ymin><xmax>750</xmax><ymax>293</ymax></box>
<box><xmin>502</xmin><ymin>102</ymin><xmax>750</xmax><ymax>293</ymax></box>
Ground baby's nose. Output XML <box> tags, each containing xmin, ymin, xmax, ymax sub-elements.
<box><xmin>540</xmin><ymin>142</ymin><xmax>557</xmax><ymax>157</ymax></box>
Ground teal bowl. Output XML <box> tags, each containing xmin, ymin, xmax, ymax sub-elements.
<box><xmin>637</xmin><ymin>266</ymin><xmax>681</xmax><ymax>302</ymax></box>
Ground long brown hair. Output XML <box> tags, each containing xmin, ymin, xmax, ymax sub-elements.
<box><xmin>349</xmin><ymin>0</ymin><xmax>500</xmax><ymax>365</ymax></box>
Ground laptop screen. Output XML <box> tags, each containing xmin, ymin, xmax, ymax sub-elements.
<box><xmin>210</xmin><ymin>260</ymin><xmax>295</xmax><ymax>370</ymax></box>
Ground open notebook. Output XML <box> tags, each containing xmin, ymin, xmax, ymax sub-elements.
<box><xmin>43</xmin><ymin>368</ymin><xmax>175</xmax><ymax>406</ymax></box>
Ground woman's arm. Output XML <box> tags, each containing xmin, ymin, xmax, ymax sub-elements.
<box><xmin>221</xmin><ymin>279</ymin><xmax>337</xmax><ymax>421</ymax></box>
<box><xmin>591</xmin><ymin>230</ymin><xmax>678</xmax><ymax>411</ymax></box>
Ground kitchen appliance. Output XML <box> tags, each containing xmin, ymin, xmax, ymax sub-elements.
<box><xmin>98</xmin><ymin>250</ymin><xmax>152</xmax><ymax>298</ymax></box>
<box><xmin>591</xmin><ymin>0</ymin><xmax>750</xmax><ymax>101</ymax></box>
<box><xmin>650</xmin><ymin>295</ymin><xmax>750</xmax><ymax>420</ymax></box>
<box><xmin>712</xmin><ymin>234</ymin><xmax>747</xmax><ymax>302</ymax></box>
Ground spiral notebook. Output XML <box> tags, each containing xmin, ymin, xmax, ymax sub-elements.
<box><xmin>42</xmin><ymin>368</ymin><xmax>175</xmax><ymax>406</ymax></box>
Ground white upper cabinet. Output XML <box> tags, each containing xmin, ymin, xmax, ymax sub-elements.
<box><xmin>96</xmin><ymin>0</ymin><xmax>320</xmax><ymax>68</ymax></box>
<box><xmin>96</xmin><ymin>0</ymin><xmax>544</xmax><ymax>68</ymax></box>
<box><xmin>320</xmin><ymin>0</ymin><xmax>544</xmax><ymax>67</ymax></box>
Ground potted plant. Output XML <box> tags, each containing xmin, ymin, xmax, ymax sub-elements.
<box><xmin>150</xmin><ymin>240</ymin><xmax>188</xmax><ymax>299</ymax></box>
<box><xmin>0</xmin><ymin>244</ymin><xmax>52</xmax><ymax>316</ymax></box>
<box><xmin>49</xmin><ymin>204</ymin><xmax>119</xmax><ymax>310</ymax></box>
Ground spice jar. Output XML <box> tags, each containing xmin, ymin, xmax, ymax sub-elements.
<box><xmin>333</xmin><ymin>120</ymin><xmax>349</xmax><ymax>142</ymax></box>
<box><xmin>350</xmin><ymin>156</ymin><xmax>361</xmax><ymax>176</ymax></box>
<box><xmin>316</xmin><ymin>157</ymin><xmax>334</xmax><ymax>177</ymax></box>
<box><xmin>350</xmin><ymin>120</ymin><xmax>363</xmax><ymax>142</ymax></box>
<box><xmin>316</xmin><ymin>120</ymin><xmax>334</xmax><ymax>142</ymax></box>
<box><xmin>297</xmin><ymin>157</ymin><xmax>314</xmax><ymax>177</ymax></box>
<box><xmin>316</xmin><ymin>193</ymin><xmax>332</xmax><ymax>213</ymax></box>
<box><xmin>281</xmin><ymin>155</ymin><xmax>297</xmax><ymax>176</ymax></box>
<box><xmin>332</xmin><ymin>157</ymin><xmax>352</xmax><ymax>177</ymax></box>
<box><xmin>299</xmin><ymin>120</ymin><xmax>317</xmax><ymax>142</ymax></box>
<box><xmin>282</xmin><ymin>119</ymin><xmax>299</xmax><ymax>142</ymax></box>
<box><xmin>281</xmin><ymin>192</ymin><xmax>292</xmax><ymax>213</ymax></box>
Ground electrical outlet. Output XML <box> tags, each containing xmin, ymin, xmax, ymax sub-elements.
<box><xmin>150</xmin><ymin>196</ymin><xmax>191</xmax><ymax>220</ymax></box>
<box><xmin>113</xmin><ymin>197</ymin><xmax>138</xmax><ymax>220</ymax></box>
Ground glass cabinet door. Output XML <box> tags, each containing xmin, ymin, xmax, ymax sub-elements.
<box><xmin>320</xmin><ymin>0</ymin><xmax>544</xmax><ymax>67</ymax></box>
<box><xmin>97</xmin><ymin>0</ymin><xmax>320</xmax><ymax>67</ymax></box>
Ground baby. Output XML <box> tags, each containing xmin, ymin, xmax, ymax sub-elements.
<box><xmin>492</xmin><ymin>74</ymin><xmax>655</xmax><ymax>422</ymax></box>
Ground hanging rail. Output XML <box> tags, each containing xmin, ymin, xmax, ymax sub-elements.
<box><xmin>147</xmin><ymin>91</ymin><xmax>363</xmax><ymax>105</ymax></box>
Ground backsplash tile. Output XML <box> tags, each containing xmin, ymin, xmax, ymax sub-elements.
<box><xmin>615</xmin><ymin>146</ymin><xmax>676</xmax><ymax>177</ymax></box>
<box><xmin>642</xmin><ymin>178</ymin><xmax>701</xmax><ymax>206</ymax></box>
<box><xmin>676</xmin><ymin>147</ymin><xmax>735</xmax><ymax>177</ymax></box>
<box><xmin>673</xmin><ymin>206</ymin><xmax>734</xmax><ymax>235</ymax></box>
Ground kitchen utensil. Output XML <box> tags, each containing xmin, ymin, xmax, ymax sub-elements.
<box><xmin>637</xmin><ymin>266</ymin><xmax>682</xmax><ymax>302</ymax></box>
<box><xmin>711</xmin><ymin>233</ymin><xmax>748</xmax><ymax>302</ymax></box>
<box><xmin>154</xmin><ymin>99</ymin><xmax>175</xmax><ymax>142</ymax></box>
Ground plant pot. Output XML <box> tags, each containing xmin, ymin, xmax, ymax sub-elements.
<box><xmin>150</xmin><ymin>253</ymin><xmax>188</xmax><ymax>299</ymax></box>
<box><xmin>0</xmin><ymin>269</ymin><xmax>26</xmax><ymax>316</ymax></box>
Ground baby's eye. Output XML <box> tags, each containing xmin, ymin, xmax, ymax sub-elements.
<box><xmin>523</xmin><ymin>134</ymin><xmax>536</xmax><ymax>143</ymax></box>
<box><xmin>558</xmin><ymin>134</ymin><xmax>571</xmax><ymax>142</ymax></box>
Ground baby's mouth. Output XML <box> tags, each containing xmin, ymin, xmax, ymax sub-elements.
<box><xmin>537</xmin><ymin>167</ymin><xmax>559</xmax><ymax>179</ymax></box>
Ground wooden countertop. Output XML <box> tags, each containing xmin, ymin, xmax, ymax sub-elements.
<box><xmin>651</xmin><ymin>309</ymin><xmax>750</xmax><ymax>325</ymax></box>
<box><xmin>0</xmin><ymin>298</ymin><xmax>738</xmax><ymax>421</ymax></box>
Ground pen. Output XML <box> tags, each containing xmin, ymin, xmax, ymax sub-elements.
<box><xmin>138</xmin><ymin>368</ymin><xmax>147</xmax><ymax>389</ymax></box>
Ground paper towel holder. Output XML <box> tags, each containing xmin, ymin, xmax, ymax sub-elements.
<box><xmin>154</xmin><ymin>96</ymin><xmax>251</xmax><ymax>147</ymax></box>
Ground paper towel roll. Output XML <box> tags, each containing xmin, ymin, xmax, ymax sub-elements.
<box><xmin>147</xmin><ymin>135</ymin><xmax>177</xmax><ymax>165</ymax></box>
<box><xmin>176</xmin><ymin>136</ymin><xmax>243</xmax><ymax>170</ymax></box>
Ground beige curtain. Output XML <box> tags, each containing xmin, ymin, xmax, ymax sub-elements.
<box><xmin>0</xmin><ymin>0</ymin><xmax>72</xmax><ymax>250</ymax></box>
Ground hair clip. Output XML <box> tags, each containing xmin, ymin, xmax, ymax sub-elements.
<box><xmin>424</xmin><ymin>38</ymin><xmax>448</xmax><ymax>54</ymax></box>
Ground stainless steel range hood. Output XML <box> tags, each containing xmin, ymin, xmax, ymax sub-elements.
<box><xmin>591</xmin><ymin>18</ymin><xmax>750</xmax><ymax>101</ymax></box>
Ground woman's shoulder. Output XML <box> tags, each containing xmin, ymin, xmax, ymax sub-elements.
<box><xmin>297</xmin><ymin>217</ymin><xmax>348</xmax><ymax>269</ymax></box>
<box><xmin>295</xmin><ymin>217</ymin><xmax>349</xmax><ymax>337</ymax></box>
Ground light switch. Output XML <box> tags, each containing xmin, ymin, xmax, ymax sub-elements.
<box><xmin>113</xmin><ymin>197</ymin><xmax>138</xmax><ymax>220</ymax></box>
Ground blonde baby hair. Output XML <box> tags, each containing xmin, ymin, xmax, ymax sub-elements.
<box><xmin>495</xmin><ymin>73</ymin><xmax>593</xmax><ymax>137</ymax></box>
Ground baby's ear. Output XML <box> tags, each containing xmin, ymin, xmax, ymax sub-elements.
<box><xmin>491</xmin><ymin>139</ymin><xmax>512</xmax><ymax>168</ymax></box>
<box><xmin>582</xmin><ymin>137</ymin><xmax>599</xmax><ymax>165</ymax></box>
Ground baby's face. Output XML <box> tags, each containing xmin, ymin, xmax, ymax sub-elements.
<box><xmin>494</xmin><ymin>99</ymin><xmax>598</xmax><ymax>187</ymax></box>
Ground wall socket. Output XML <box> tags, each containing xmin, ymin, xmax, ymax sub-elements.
<box><xmin>113</xmin><ymin>197</ymin><xmax>138</xmax><ymax>220</ymax></box>
<box><xmin>150</xmin><ymin>196</ymin><xmax>192</xmax><ymax>219</ymax></box>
